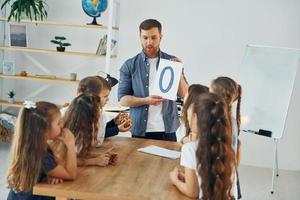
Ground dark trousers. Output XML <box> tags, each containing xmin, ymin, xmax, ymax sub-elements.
<box><xmin>132</xmin><ymin>132</ymin><xmax>177</xmax><ymax>142</ymax></box>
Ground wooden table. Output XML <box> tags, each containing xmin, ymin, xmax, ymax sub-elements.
<box><xmin>33</xmin><ymin>136</ymin><xmax>194</xmax><ymax>200</ymax></box>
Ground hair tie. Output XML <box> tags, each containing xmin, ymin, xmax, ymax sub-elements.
<box><xmin>24</xmin><ymin>100</ymin><xmax>36</xmax><ymax>109</ymax></box>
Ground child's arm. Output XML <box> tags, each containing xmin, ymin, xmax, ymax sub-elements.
<box><xmin>77</xmin><ymin>148</ymin><xmax>116</xmax><ymax>166</ymax></box>
<box><xmin>169</xmin><ymin>166</ymin><xmax>199</xmax><ymax>198</ymax></box>
<box><xmin>48</xmin><ymin>128</ymin><xmax>77</xmax><ymax>180</ymax></box>
<box><xmin>77</xmin><ymin>153</ymin><xmax>110</xmax><ymax>166</ymax></box>
<box><xmin>104</xmin><ymin>119</ymin><xmax>119</xmax><ymax>138</ymax></box>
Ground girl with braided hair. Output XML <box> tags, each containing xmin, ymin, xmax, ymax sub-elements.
<box><xmin>170</xmin><ymin>93</ymin><xmax>236</xmax><ymax>199</ymax></box>
<box><xmin>211</xmin><ymin>76</ymin><xmax>242</xmax><ymax>198</ymax></box>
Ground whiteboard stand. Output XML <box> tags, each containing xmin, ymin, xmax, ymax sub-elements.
<box><xmin>271</xmin><ymin>138</ymin><xmax>279</xmax><ymax>194</ymax></box>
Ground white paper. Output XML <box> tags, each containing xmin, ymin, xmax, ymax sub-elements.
<box><xmin>137</xmin><ymin>145</ymin><xmax>181</xmax><ymax>159</ymax></box>
<box><xmin>150</xmin><ymin>59</ymin><xmax>183</xmax><ymax>100</ymax></box>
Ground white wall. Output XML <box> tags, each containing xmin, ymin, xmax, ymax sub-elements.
<box><xmin>117</xmin><ymin>0</ymin><xmax>300</xmax><ymax>170</ymax></box>
<box><xmin>0</xmin><ymin>8</ymin><xmax>5</xmax><ymax>98</ymax></box>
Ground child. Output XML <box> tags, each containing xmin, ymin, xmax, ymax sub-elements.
<box><xmin>210</xmin><ymin>76</ymin><xmax>242</xmax><ymax>198</ymax></box>
<box><xmin>176</xmin><ymin>84</ymin><xmax>209</xmax><ymax>143</ymax></box>
<box><xmin>7</xmin><ymin>101</ymin><xmax>77</xmax><ymax>200</ymax></box>
<box><xmin>170</xmin><ymin>93</ymin><xmax>236</xmax><ymax>199</ymax></box>
<box><xmin>63</xmin><ymin>94</ymin><xmax>117</xmax><ymax>166</ymax></box>
<box><xmin>61</xmin><ymin>76</ymin><xmax>131</xmax><ymax>145</ymax></box>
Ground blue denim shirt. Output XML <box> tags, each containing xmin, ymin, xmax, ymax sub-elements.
<box><xmin>118</xmin><ymin>50</ymin><xmax>180</xmax><ymax>136</ymax></box>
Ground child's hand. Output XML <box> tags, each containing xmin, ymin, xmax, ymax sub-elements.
<box><xmin>178</xmin><ymin>172</ymin><xmax>186</xmax><ymax>182</ymax></box>
<box><xmin>61</xmin><ymin>128</ymin><xmax>75</xmax><ymax>147</ymax></box>
<box><xmin>117</xmin><ymin>120</ymin><xmax>132</xmax><ymax>132</ymax></box>
<box><xmin>170</xmin><ymin>166</ymin><xmax>186</xmax><ymax>184</ymax></box>
<box><xmin>94</xmin><ymin>153</ymin><xmax>110</xmax><ymax>167</ymax></box>
<box><xmin>47</xmin><ymin>177</ymin><xmax>64</xmax><ymax>184</ymax></box>
<box><xmin>114</xmin><ymin>113</ymin><xmax>132</xmax><ymax>131</ymax></box>
<box><xmin>108</xmin><ymin>151</ymin><xmax>118</xmax><ymax>165</ymax></box>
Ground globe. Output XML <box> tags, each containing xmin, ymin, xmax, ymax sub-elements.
<box><xmin>82</xmin><ymin>0</ymin><xmax>108</xmax><ymax>25</ymax></box>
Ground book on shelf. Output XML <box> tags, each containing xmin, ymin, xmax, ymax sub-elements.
<box><xmin>96</xmin><ymin>34</ymin><xmax>117</xmax><ymax>56</ymax></box>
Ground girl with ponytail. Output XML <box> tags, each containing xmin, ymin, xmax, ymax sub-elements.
<box><xmin>176</xmin><ymin>84</ymin><xmax>209</xmax><ymax>143</ymax></box>
<box><xmin>170</xmin><ymin>93</ymin><xmax>236</xmax><ymax>199</ymax></box>
<box><xmin>7</xmin><ymin>101</ymin><xmax>77</xmax><ymax>200</ymax></box>
<box><xmin>63</xmin><ymin>94</ymin><xmax>117</xmax><ymax>166</ymax></box>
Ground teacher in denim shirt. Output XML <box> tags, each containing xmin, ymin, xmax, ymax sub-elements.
<box><xmin>118</xmin><ymin>19</ymin><xmax>188</xmax><ymax>141</ymax></box>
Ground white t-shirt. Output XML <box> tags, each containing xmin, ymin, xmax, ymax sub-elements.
<box><xmin>176</xmin><ymin>123</ymin><xmax>187</xmax><ymax>142</ymax></box>
<box><xmin>180</xmin><ymin>140</ymin><xmax>238</xmax><ymax>199</ymax></box>
<box><xmin>146</xmin><ymin>57</ymin><xmax>165</xmax><ymax>132</ymax></box>
<box><xmin>180</xmin><ymin>141</ymin><xmax>202</xmax><ymax>197</ymax></box>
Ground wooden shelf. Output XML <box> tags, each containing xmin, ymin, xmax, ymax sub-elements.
<box><xmin>0</xmin><ymin>74</ymin><xmax>80</xmax><ymax>84</ymax></box>
<box><xmin>0</xmin><ymin>46</ymin><xmax>117</xmax><ymax>58</ymax></box>
<box><xmin>0</xmin><ymin>18</ymin><xmax>119</xmax><ymax>30</ymax></box>
<box><xmin>0</xmin><ymin>100</ymin><xmax>66</xmax><ymax>108</ymax></box>
<box><xmin>0</xmin><ymin>100</ymin><xmax>128</xmax><ymax>111</ymax></box>
<box><xmin>0</xmin><ymin>100</ymin><xmax>23</xmax><ymax>108</ymax></box>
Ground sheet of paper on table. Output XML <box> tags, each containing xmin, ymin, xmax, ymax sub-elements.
<box><xmin>137</xmin><ymin>145</ymin><xmax>181</xmax><ymax>159</ymax></box>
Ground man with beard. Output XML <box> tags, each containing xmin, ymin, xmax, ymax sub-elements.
<box><xmin>118</xmin><ymin>19</ymin><xmax>188</xmax><ymax>141</ymax></box>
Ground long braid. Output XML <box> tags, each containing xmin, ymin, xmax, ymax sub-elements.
<box><xmin>211</xmin><ymin>77</ymin><xmax>242</xmax><ymax>166</ymax></box>
<box><xmin>196</xmin><ymin>93</ymin><xmax>235</xmax><ymax>200</ymax></box>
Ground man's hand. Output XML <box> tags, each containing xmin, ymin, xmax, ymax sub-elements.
<box><xmin>145</xmin><ymin>95</ymin><xmax>164</xmax><ymax>106</ymax></box>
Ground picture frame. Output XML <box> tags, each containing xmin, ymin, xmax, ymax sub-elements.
<box><xmin>9</xmin><ymin>24</ymin><xmax>27</xmax><ymax>47</ymax></box>
<box><xmin>2</xmin><ymin>60</ymin><xmax>15</xmax><ymax>75</ymax></box>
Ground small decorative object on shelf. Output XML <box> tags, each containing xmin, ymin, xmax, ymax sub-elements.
<box><xmin>2</xmin><ymin>61</ymin><xmax>15</xmax><ymax>75</ymax></box>
<box><xmin>19</xmin><ymin>70</ymin><xmax>28</xmax><ymax>76</ymax></box>
<box><xmin>9</xmin><ymin>24</ymin><xmax>27</xmax><ymax>47</ymax></box>
<box><xmin>50</xmin><ymin>36</ymin><xmax>71</xmax><ymax>52</ymax></box>
<box><xmin>82</xmin><ymin>0</ymin><xmax>108</xmax><ymax>25</ymax></box>
<box><xmin>7</xmin><ymin>90</ymin><xmax>16</xmax><ymax>103</ymax></box>
<box><xmin>1</xmin><ymin>0</ymin><xmax>48</xmax><ymax>22</ymax></box>
<box><xmin>96</xmin><ymin>34</ymin><xmax>117</xmax><ymax>56</ymax></box>
<box><xmin>69</xmin><ymin>73</ymin><xmax>77</xmax><ymax>81</ymax></box>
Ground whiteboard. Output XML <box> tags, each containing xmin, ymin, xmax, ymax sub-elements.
<box><xmin>239</xmin><ymin>45</ymin><xmax>300</xmax><ymax>139</ymax></box>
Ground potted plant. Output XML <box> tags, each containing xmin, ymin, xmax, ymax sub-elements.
<box><xmin>1</xmin><ymin>0</ymin><xmax>48</xmax><ymax>22</ymax></box>
<box><xmin>7</xmin><ymin>90</ymin><xmax>16</xmax><ymax>103</ymax></box>
<box><xmin>50</xmin><ymin>36</ymin><xmax>71</xmax><ymax>52</ymax></box>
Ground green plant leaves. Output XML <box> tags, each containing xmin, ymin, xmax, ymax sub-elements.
<box><xmin>54</xmin><ymin>36</ymin><xmax>66</xmax><ymax>40</ymax></box>
<box><xmin>51</xmin><ymin>37</ymin><xmax>71</xmax><ymax>48</ymax></box>
<box><xmin>1</xmin><ymin>0</ymin><xmax>48</xmax><ymax>22</ymax></box>
<box><xmin>62</xmin><ymin>43</ymin><xmax>71</xmax><ymax>47</ymax></box>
